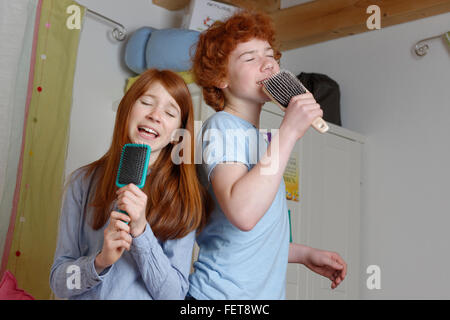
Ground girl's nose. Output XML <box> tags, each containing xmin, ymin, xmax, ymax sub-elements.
<box><xmin>146</xmin><ymin>107</ymin><xmax>162</xmax><ymax>122</ymax></box>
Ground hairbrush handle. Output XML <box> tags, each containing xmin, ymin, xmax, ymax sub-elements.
<box><xmin>118</xmin><ymin>209</ymin><xmax>129</xmax><ymax>225</ymax></box>
<box><xmin>312</xmin><ymin>117</ymin><xmax>329</xmax><ymax>133</ymax></box>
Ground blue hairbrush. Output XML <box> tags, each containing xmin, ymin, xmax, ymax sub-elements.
<box><xmin>116</xmin><ymin>143</ymin><xmax>151</xmax><ymax>222</ymax></box>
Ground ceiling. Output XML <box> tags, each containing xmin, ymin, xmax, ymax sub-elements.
<box><xmin>153</xmin><ymin>0</ymin><xmax>450</xmax><ymax>51</ymax></box>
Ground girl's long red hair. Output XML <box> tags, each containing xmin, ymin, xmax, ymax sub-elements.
<box><xmin>81</xmin><ymin>69</ymin><xmax>211</xmax><ymax>241</ymax></box>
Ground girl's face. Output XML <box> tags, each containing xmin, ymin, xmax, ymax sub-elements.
<box><xmin>128</xmin><ymin>81</ymin><xmax>182</xmax><ymax>164</ymax></box>
<box><xmin>222</xmin><ymin>38</ymin><xmax>280</xmax><ymax>106</ymax></box>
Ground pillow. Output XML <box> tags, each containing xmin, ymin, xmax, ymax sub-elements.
<box><xmin>125</xmin><ymin>70</ymin><xmax>195</xmax><ymax>93</ymax></box>
<box><xmin>124</xmin><ymin>27</ymin><xmax>155</xmax><ymax>74</ymax></box>
<box><xmin>145</xmin><ymin>28</ymin><xmax>200</xmax><ymax>72</ymax></box>
<box><xmin>0</xmin><ymin>270</ymin><xmax>34</xmax><ymax>300</ymax></box>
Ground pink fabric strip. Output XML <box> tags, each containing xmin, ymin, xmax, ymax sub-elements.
<box><xmin>0</xmin><ymin>0</ymin><xmax>44</xmax><ymax>277</ymax></box>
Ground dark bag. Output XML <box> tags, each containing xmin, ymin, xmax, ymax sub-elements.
<box><xmin>297</xmin><ymin>72</ymin><xmax>342</xmax><ymax>126</ymax></box>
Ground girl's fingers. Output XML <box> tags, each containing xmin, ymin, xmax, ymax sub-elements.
<box><xmin>117</xmin><ymin>184</ymin><xmax>147</xmax><ymax>201</ymax></box>
<box><xmin>109</xmin><ymin>231</ymin><xmax>132</xmax><ymax>250</ymax></box>
<box><xmin>111</xmin><ymin>211</ymin><xmax>131</xmax><ymax>226</ymax></box>
<box><xmin>117</xmin><ymin>190</ymin><xmax>139</xmax><ymax>207</ymax></box>
<box><xmin>116</xmin><ymin>189</ymin><xmax>146</xmax><ymax>214</ymax></box>
<box><xmin>113</xmin><ymin>218</ymin><xmax>131</xmax><ymax>234</ymax></box>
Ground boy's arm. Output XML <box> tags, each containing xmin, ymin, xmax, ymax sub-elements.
<box><xmin>210</xmin><ymin>93</ymin><xmax>322</xmax><ymax>231</ymax></box>
<box><xmin>288</xmin><ymin>243</ymin><xmax>347</xmax><ymax>290</ymax></box>
<box><xmin>211</xmin><ymin>125</ymin><xmax>296</xmax><ymax>231</ymax></box>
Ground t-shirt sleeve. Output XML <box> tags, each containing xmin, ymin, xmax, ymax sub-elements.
<box><xmin>199</xmin><ymin>114</ymin><xmax>257</xmax><ymax>183</ymax></box>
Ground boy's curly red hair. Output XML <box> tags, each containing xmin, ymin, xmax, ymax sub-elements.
<box><xmin>193</xmin><ymin>10</ymin><xmax>282</xmax><ymax>111</ymax></box>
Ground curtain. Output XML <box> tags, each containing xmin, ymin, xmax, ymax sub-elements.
<box><xmin>0</xmin><ymin>0</ymin><xmax>85</xmax><ymax>299</ymax></box>
<box><xmin>0</xmin><ymin>0</ymin><xmax>38</xmax><ymax>281</ymax></box>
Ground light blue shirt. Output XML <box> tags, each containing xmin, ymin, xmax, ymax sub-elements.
<box><xmin>50</xmin><ymin>168</ymin><xmax>195</xmax><ymax>299</ymax></box>
<box><xmin>189</xmin><ymin>111</ymin><xmax>290</xmax><ymax>300</ymax></box>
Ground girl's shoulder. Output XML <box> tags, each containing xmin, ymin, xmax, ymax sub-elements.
<box><xmin>67</xmin><ymin>166</ymin><xmax>91</xmax><ymax>185</ymax></box>
<box><xmin>65</xmin><ymin>165</ymin><xmax>98</xmax><ymax>195</ymax></box>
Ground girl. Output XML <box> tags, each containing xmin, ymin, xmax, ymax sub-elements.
<box><xmin>188</xmin><ymin>10</ymin><xmax>347</xmax><ymax>299</ymax></box>
<box><xmin>50</xmin><ymin>69</ymin><xmax>210</xmax><ymax>299</ymax></box>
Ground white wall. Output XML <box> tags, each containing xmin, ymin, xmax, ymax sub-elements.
<box><xmin>281</xmin><ymin>12</ymin><xmax>450</xmax><ymax>299</ymax></box>
<box><xmin>65</xmin><ymin>0</ymin><xmax>184</xmax><ymax>177</ymax></box>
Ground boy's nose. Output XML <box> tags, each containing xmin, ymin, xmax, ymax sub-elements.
<box><xmin>261</xmin><ymin>58</ymin><xmax>274</xmax><ymax>72</ymax></box>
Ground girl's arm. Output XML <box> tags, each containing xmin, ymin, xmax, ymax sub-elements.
<box><xmin>211</xmin><ymin>93</ymin><xmax>323</xmax><ymax>231</ymax></box>
<box><xmin>129</xmin><ymin>223</ymin><xmax>195</xmax><ymax>299</ymax></box>
<box><xmin>116</xmin><ymin>184</ymin><xmax>194</xmax><ymax>299</ymax></box>
<box><xmin>50</xmin><ymin>171</ymin><xmax>109</xmax><ymax>299</ymax></box>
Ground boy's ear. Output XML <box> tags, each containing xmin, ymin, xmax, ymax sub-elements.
<box><xmin>217</xmin><ymin>79</ymin><xmax>228</xmax><ymax>89</ymax></box>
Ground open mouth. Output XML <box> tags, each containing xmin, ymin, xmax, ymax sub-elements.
<box><xmin>257</xmin><ymin>77</ymin><xmax>272</xmax><ymax>86</ymax></box>
<box><xmin>138</xmin><ymin>126</ymin><xmax>159</xmax><ymax>139</ymax></box>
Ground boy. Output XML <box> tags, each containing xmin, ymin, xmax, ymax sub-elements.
<box><xmin>188</xmin><ymin>10</ymin><xmax>346</xmax><ymax>299</ymax></box>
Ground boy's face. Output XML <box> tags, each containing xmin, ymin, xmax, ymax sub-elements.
<box><xmin>221</xmin><ymin>38</ymin><xmax>280</xmax><ymax>106</ymax></box>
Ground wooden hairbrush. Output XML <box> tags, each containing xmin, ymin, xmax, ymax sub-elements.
<box><xmin>261</xmin><ymin>70</ymin><xmax>329</xmax><ymax>133</ymax></box>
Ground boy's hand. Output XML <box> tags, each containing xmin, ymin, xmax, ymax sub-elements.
<box><xmin>303</xmin><ymin>247</ymin><xmax>347</xmax><ymax>289</ymax></box>
<box><xmin>280</xmin><ymin>92</ymin><xmax>323</xmax><ymax>140</ymax></box>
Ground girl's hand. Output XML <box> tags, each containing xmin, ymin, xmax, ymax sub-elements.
<box><xmin>280</xmin><ymin>92</ymin><xmax>323</xmax><ymax>141</ymax></box>
<box><xmin>116</xmin><ymin>183</ymin><xmax>148</xmax><ymax>238</ymax></box>
<box><xmin>95</xmin><ymin>211</ymin><xmax>132</xmax><ymax>274</ymax></box>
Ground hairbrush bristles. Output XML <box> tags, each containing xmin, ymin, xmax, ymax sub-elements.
<box><xmin>262</xmin><ymin>70</ymin><xmax>329</xmax><ymax>133</ymax></box>
<box><xmin>116</xmin><ymin>144</ymin><xmax>151</xmax><ymax>189</ymax></box>
<box><xmin>262</xmin><ymin>70</ymin><xmax>306</xmax><ymax>108</ymax></box>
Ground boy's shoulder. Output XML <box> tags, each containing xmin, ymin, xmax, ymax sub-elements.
<box><xmin>202</xmin><ymin>111</ymin><xmax>253</xmax><ymax>131</ymax></box>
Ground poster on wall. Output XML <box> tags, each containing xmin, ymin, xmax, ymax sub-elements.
<box><xmin>283</xmin><ymin>154</ymin><xmax>299</xmax><ymax>202</ymax></box>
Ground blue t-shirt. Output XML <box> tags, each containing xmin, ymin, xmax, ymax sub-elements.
<box><xmin>188</xmin><ymin>111</ymin><xmax>290</xmax><ymax>299</ymax></box>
